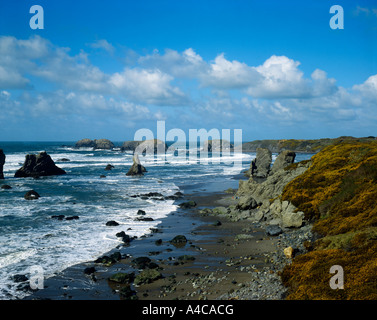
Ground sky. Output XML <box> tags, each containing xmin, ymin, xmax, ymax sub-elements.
<box><xmin>0</xmin><ymin>0</ymin><xmax>377</xmax><ymax>141</ymax></box>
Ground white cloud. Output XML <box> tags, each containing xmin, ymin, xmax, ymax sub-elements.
<box><xmin>88</xmin><ymin>39</ymin><xmax>115</xmax><ymax>54</ymax></box>
<box><xmin>353</xmin><ymin>74</ymin><xmax>377</xmax><ymax>101</ymax></box>
<box><xmin>109</xmin><ymin>68</ymin><xmax>187</xmax><ymax>106</ymax></box>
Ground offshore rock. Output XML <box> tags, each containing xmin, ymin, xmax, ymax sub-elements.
<box><xmin>126</xmin><ymin>154</ymin><xmax>147</xmax><ymax>176</ymax></box>
<box><xmin>0</xmin><ymin>149</ymin><xmax>5</xmax><ymax>179</ymax></box>
<box><xmin>15</xmin><ymin>152</ymin><xmax>66</xmax><ymax>178</ymax></box>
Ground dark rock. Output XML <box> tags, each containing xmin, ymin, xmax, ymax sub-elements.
<box><xmin>12</xmin><ymin>274</ymin><xmax>28</xmax><ymax>283</ymax></box>
<box><xmin>213</xmin><ymin>220</ymin><xmax>222</xmax><ymax>226</ymax></box>
<box><xmin>169</xmin><ymin>235</ymin><xmax>188</xmax><ymax>244</ymax></box>
<box><xmin>24</xmin><ymin>190</ymin><xmax>40</xmax><ymax>200</ymax></box>
<box><xmin>115</xmin><ymin>232</ymin><xmax>132</xmax><ymax>244</ymax></box>
<box><xmin>155</xmin><ymin>239</ymin><xmax>163</xmax><ymax>245</ymax></box>
<box><xmin>137</xmin><ymin>209</ymin><xmax>146</xmax><ymax>215</ymax></box>
<box><xmin>105</xmin><ymin>164</ymin><xmax>114</xmax><ymax>171</ymax></box>
<box><xmin>131</xmin><ymin>257</ymin><xmax>152</xmax><ymax>269</ymax></box>
<box><xmin>1</xmin><ymin>185</ymin><xmax>12</xmax><ymax>189</ymax></box>
<box><xmin>58</xmin><ymin>158</ymin><xmax>70</xmax><ymax>162</ymax></box>
<box><xmin>122</xmin><ymin>139</ymin><xmax>167</xmax><ymax>155</ymax></box>
<box><xmin>178</xmin><ymin>255</ymin><xmax>196</xmax><ymax>262</ymax></box>
<box><xmin>266</xmin><ymin>225</ymin><xmax>283</xmax><ymax>236</ymax></box>
<box><xmin>134</xmin><ymin>269</ymin><xmax>162</xmax><ymax>285</ymax></box>
<box><xmin>135</xmin><ymin>217</ymin><xmax>154</xmax><ymax>221</ymax></box>
<box><xmin>109</xmin><ymin>272</ymin><xmax>135</xmax><ymax>284</ymax></box>
<box><xmin>110</xmin><ymin>251</ymin><xmax>122</xmax><ymax>261</ymax></box>
<box><xmin>94</xmin><ymin>255</ymin><xmax>117</xmax><ymax>266</ymax></box>
<box><xmin>126</xmin><ymin>154</ymin><xmax>147</xmax><ymax>176</ymax></box>
<box><xmin>0</xmin><ymin>149</ymin><xmax>5</xmax><ymax>179</ymax></box>
<box><xmin>99</xmin><ymin>175</ymin><xmax>106</xmax><ymax>178</ymax></box>
<box><xmin>15</xmin><ymin>152</ymin><xmax>66</xmax><ymax>178</ymax></box>
<box><xmin>119</xmin><ymin>285</ymin><xmax>138</xmax><ymax>300</ymax></box>
<box><xmin>178</xmin><ymin>201</ymin><xmax>197</xmax><ymax>208</ymax></box>
<box><xmin>84</xmin><ymin>267</ymin><xmax>96</xmax><ymax>275</ymax></box>
<box><xmin>106</xmin><ymin>220</ymin><xmax>119</xmax><ymax>226</ymax></box>
<box><xmin>51</xmin><ymin>215</ymin><xmax>65</xmax><ymax>220</ymax></box>
<box><xmin>65</xmin><ymin>216</ymin><xmax>79</xmax><ymax>220</ymax></box>
<box><xmin>75</xmin><ymin>139</ymin><xmax>115</xmax><ymax>150</ymax></box>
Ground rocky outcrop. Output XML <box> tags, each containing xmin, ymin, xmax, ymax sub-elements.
<box><xmin>121</xmin><ymin>139</ymin><xmax>167</xmax><ymax>154</ymax></box>
<box><xmin>271</xmin><ymin>150</ymin><xmax>296</xmax><ymax>173</ymax></box>
<box><xmin>249</xmin><ymin>148</ymin><xmax>272</xmax><ymax>178</ymax></box>
<box><xmin>0</xmin><ymin>149</ymin><xmax>5</xmax><ymax>179</ymax></box>
<box><xmin>126</xmin><ymin>154</ymin><xmax>147</xmax><ymax>176</ymax></box>
<box><xmin>75</xmin><ymin>139</ymin><xmax>115</xmax><ymax>150</ymax></box>
<box><xmin>15</xmin><ymin>152</ymin><xmax>66</xmax><ymax>178</ymax></box>
<box><xmin>203</xmin><ymin>139</ymin><xmax>234</xmax><ymax>152</ymax></box>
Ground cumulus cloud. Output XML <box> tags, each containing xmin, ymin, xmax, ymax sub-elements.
<box><xmin>109</xmin><ymin>68</ymin><xmax>188</xmax><ymax>106</ymax></box>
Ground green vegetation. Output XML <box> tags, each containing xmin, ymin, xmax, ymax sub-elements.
<box><xmin>280</xmin><ymin>140</ymin><xmax>377</xmax><ymax>300</ymax></box>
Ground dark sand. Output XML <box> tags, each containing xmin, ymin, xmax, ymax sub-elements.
<box><xmin>25</xmin><ymin>188</ymin><xmax>283</xmax><ymax>301</ymax></box>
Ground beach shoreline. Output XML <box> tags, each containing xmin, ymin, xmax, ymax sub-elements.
<box><xmin>22</xmin><ymin>176</ymin><xmax>312</xmax><ymax>301</ymax></box>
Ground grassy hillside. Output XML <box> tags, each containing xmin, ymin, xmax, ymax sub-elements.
<box><xmin>280</xmin><ymin>140</ymin><xmax>377</xmax><ymax>299</ymax></box>
<box><xmin>242</xmin><ymin>136</ymin><xmax>376</xmax><ymax>153</ymax></box>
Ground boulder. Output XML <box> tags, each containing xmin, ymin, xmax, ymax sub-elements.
<box><xmin>109</xmin><ymin>272</ymin><xmax>135</xmax><ymax>284</ymax></box>
<box><xmin>178</xmin><ymin>200</ymin><xmax>197</xmax><ymax>208</ymax></box>
<box><xmin>0</xmin><ymin>149</ymin><xmax>5</xmax><ymax>179</ymax></box>
<box><xmin>105</xmin><ymin>164</ymin><xmax>114</xmax><ymax>171</ymax></box>
<box><xmin>134</xmin><ymin>269</ymin><xmax>162</xmax><ymax>286</ymax></box>
<box><xmin>24</xmin><ymin>190</ymin><xmax>40</xmax><ymax>200</ymax></box>
<box><xmin>236</xmin><ymin>195</ymin><xmax>259</xmax><ymax>211</ymax></box>
<box><xmin>169</xmin><ymin>235</ymin><xmax>188</xmax><ymax>244</ymax></box>
<box><xmin>271</xmin><ymin>150</ymin><xmax>296</xmax><ymax>173</ymax></box>
<box><xmin>126</xmin><ymin>154</ymin><xmax>147</xmax><ymax>176</ymax></box>
<box><xmin>106</xmin><ymin>220</ymin><xmax>119</xmax><ymax>226</ymax></box>
<box><xmin>1</xmin><ymin>185</ymin><xmax>12</xmax><ymax>190</ymax></box>
<box><xmin>266</xmin><ymin>225</ymin><xmax>283</xmax><ymax>236</ymax></box>
<box><xmin>15</xmin><ymin>152</ymin><xmax>66</xmax><ymax>178</ymax></box>
<box><xmin>282</xmin><ymin>210</ymin><xmax>304</xmax><ymax>228</ymax></box>
<box><xmin>250</xmin><ymin>148</ymin><xmax>272</xmax><ymax>178</ymax></box>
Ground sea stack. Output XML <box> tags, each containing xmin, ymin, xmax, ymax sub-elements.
<box><xmin>250</xmin><ymin>148</ymin><xmax>272</xmax><ymax>178</ymax></box>
<box><xmin>0</xmin><ymin>149</ymin><xmax>5</xmax><ymax>179</ymax></box>
<box><xmin>15</xmin><ymin>151</ymin><xmax>66</xmax><ymax>178</ymax></box>
<box><xmin>126</xmin><ymin>154</ymin><xmax>147</xmax><ymax>176</ymax></box>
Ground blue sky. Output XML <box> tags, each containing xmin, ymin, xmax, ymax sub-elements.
<box><xmin>0</xmin><ymin>0</ymin><xmax>377</xmax><ymax>141</ymax></box>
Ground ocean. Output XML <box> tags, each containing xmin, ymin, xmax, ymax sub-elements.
<box><xmin>0</xmin><ymin>141</ymin><xmax>312</xmax><ymax>299</ymax></box>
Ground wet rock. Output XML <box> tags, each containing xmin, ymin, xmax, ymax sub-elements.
<box><xmin>126</xmin><ymin>154</ymin><xmax>147</xmax><ymax>176</ymax></box>
<box><xmin>0</xmin><ymin>149</ymin><xmax>5</xmax><ymax>179</ymax></box>
<box><xmin>15</xmin><ymin>152</ymin><xmax>66</xmax><ymax>178</ymax></box>
<box><xmin>12</xmin><ymin>274</ymin><xmax>28</xmax><ymax>283</ymax></box>
<box><xmin>137</xmin><ymin>209</ymin><xmax>146</xmax><ymax>215</ymax></box>
<box><xmin>58</xmin><ymin>158</ymin><xmax>70</xmax><ymax>162</ymax></box>
<box><xmin>106</xmin><ymin>220</ymin><xmax>120</xmax><ymax>226</ymax></box>
<box><xmin>24</xmin><ymin>190</ymin><xmax>40</xmax><ymax>200</ymax></box>
<box><xmin>178</xmin><ymin>201</ymin><xmax>197</xmax><ymax>208</ymax></box>
<box><xmin>65</xmin><ymin>216</ymin><xmax>79</xmax><ymax>220</ymax></box>
<box><xmin>109</xmin><ymin>272</ymin><xmax>135</xmax><ymax>284</ymax></box>
<box><xmin>1</xmin><ymin>185</ymin><xmax>12</xmax><ymax>189</ymax></box>
<box><xmin>134</xmin><ymin>269</ymin><xmax>162</xmax><ymax>285</ymax></box>
<box><xmin>115</xmin><ymin>232</ymin><xmax>132</xmax><ymax>244</ymax></box>
<box><xmin>169</xmin><ymin>235</ymin><xmax>188</xmax><ymax>244</ymax></box>
<box><xmin>131</xmin><ymin>257</ymin><xmax>152</xmax><ymax>269</ymax></box>
<box><xmin>135</xmin><ymin>217</ymin><xmax>154</xmax><ymax>221</ymax></box>
<box><xmin>84</xmin><ymin>267</ymin><xmax>96</xmax><ymax>275</ymax></box>
<box><xmin>51</xmin><ymin>215</ymin><xmax>65</xmax><ymax>220</ymax></box>
<box><xmin>105</xmin><ymin>164</ymin><xmax>114</xmax><ymax>171</ymax></box>
<box><xmin>119</xmin><ymin>285</ymin><xmax>138</xmax><ymax>300</ymax></box>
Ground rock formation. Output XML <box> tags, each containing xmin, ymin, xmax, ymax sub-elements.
<box><xmin>250</xmin><ymin>148</ymin><xmax>272</xmax><ymax>178</ymax></box>
<box><xmin>75</xmin><ymin>139</ymin><xmax>114</xmax><ymax>150</ymax></box>
<box><xmin>203</xmin><ymin>139</ymin><xmax>234</xmax><ymax>152</ymax></box>
<box><xmin>121</xmin><ymin>139</ymin><xmax>167</xmax><ymax>155</ymax></box>
<box><xmin>15</xmin><ymin>152</ymin><xmax>66</xmax><ymax>178</ymax></box>
<box><xmin>0</xmin><ymin>149</ymin><xmax>5</xmax><ymax>179</ymax></box>
<box><xmin>126</xmin><ymin>154</ymin><xmax>147</xmax><ymax>176</ymax></box>
<box><xmin>271</xmin><ymin>150</ymin><xmax>296</xmax><ymax>173</ymax></box>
